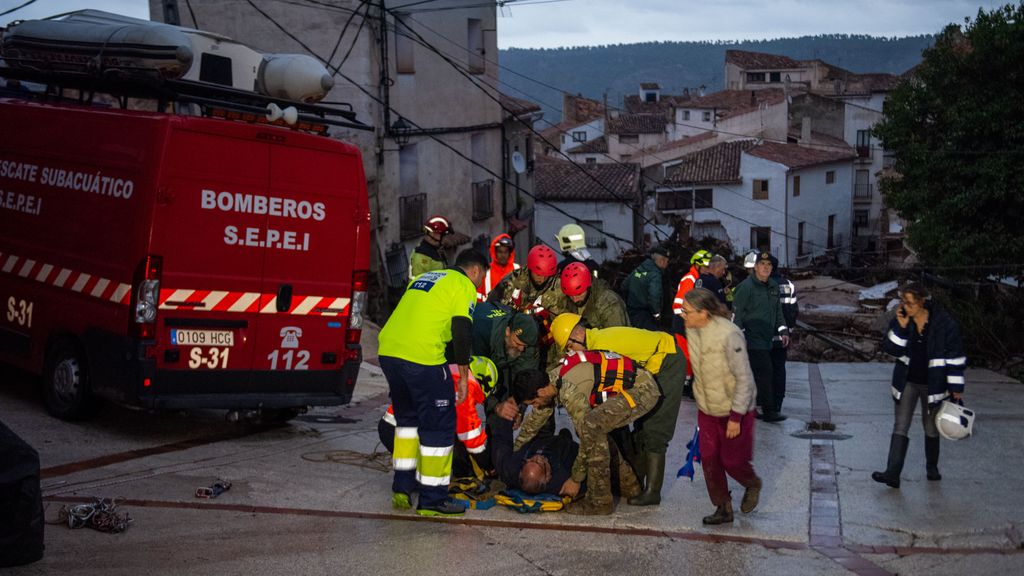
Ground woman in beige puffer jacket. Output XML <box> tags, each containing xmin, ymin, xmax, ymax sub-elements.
<box><xmin>681</xmin><ymin>288</ymin><xmax>762</xmax><ymax>525</ymax></box>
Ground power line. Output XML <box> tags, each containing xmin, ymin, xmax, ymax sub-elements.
<box><xmin>390</xmin><ymin>13</ymin><xmax>858</xmax><ymax>247</ymax></box>
<box><xmin>326</xmin><ymin>0</ymin><xmax>370</xmax><ymax>68</ymax></box>
<box><xmin>241</xmin><ymin>0</ymin><xmax>639</xmax><ymax>249</ymax></box>
<box><xmin>383</xmin><ymin>17</ymin><xmax>665</xmax><ymax>242</ymax></box>
<box><xmin>184</xmin><ymin>0</ymin><xmax>201</xmax><ymax>29</ymax></box>
<box><xmin>0</xmin><ymin>0</ymin><xmax>37</xmax><ymax>18</ymax></box>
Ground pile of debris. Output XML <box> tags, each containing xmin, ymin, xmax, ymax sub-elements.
<box><xmin>788</xmin><ymin>277</ymin><xmax>899</xmax><ymax>363</ymax></box>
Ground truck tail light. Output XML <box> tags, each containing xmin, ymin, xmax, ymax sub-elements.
<box><xmin>345</xmin><ymin>269</ymin><xmax>368</xmax><ymax>347</ymax></box>
<box><xmin>132</xmin><ymin>255</ymin><xmax>162</xmax><ymax>340</ymax></box>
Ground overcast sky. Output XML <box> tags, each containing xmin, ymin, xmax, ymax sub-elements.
<box><xmin>1</xmin><ymin>0</ymin><xmax>1010</xmax><ymax>48</ymax></box>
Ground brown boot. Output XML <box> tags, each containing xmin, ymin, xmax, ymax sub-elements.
<box><xmin>740</xmin><ymin>476</ymin><xmax>762</xmax><ymax>514</ymax></box>
<box><xmin>702</xmin><ymin>500</ymin><xmax>734</xmax><ymax>525</ymax></box>
<box><xmin>618</xmin><ymin>458</ymin><xmax>642</xmax><ymax>500</ymax></box>
<box><xmin>566</xmin><ymin>497</ymin><xmax>614</xmax><ymax>515</ymax></box>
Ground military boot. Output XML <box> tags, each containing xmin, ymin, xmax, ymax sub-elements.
<box><xmin>618</xmin><ymin>457</ymin><xmax>642</xmax><ymax>500</ymax></box>
<box><xmin>628</xmin><ymin>452</ymin><xmax>665</xmax><ymax>506</ymax></box>
<box><xmin>925</xmin><ymin>436</ymin><xmax>942</xmax><ymax>481</ymax></box>
<box><xmin>871</xmin><ymin>434</ymin><xmax>909</xmax><ymax>489</ymax></box>
<box><xmin>566</xmin><ymin>496</ymin><xmax>614</xmax><ymax>515</ymax></box>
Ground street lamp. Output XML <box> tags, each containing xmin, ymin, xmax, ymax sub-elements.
<box><xmin>391</xmin><ymin>117</ymin><xmax>411</xmax><ymax>148</ymax></box>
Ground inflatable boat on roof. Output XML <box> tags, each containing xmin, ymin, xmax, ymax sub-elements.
<box><xmin>1</xmin><ymin>10</ymin><xmax>333</xmax><ymax>102</ymax></box>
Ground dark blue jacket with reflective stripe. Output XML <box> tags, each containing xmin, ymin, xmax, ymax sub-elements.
<box><xmin>882</xmin><ymin>301</ymin><xmax>966</xmax><ymax>404</ymax></box>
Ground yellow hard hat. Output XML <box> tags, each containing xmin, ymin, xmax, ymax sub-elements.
<box><xmin>550</xmin><ymin>313</ymin><xmax>582</xmax><ymax>350</ymax></box>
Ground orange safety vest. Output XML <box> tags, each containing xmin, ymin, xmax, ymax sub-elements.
<box><xmin>382</xmin><ymin>366</ymin><xmax>487</xmax><ymax>454</ymax></box>
<box><xmin>558</xmin><ymin>350</ymin><xmax>638</xmax><ymax>408</ymax></box>
<box><xmin>477</xmin><ymin>234</ymin><xmax>520</xmax><ymax>301</ymax></box>
<box><xmin>672</xmin><ymin>265</ymin><xmax>700</xmax><ymax>316</ymax></box>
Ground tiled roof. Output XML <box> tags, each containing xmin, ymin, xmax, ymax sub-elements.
<box><xmin>636</xmin><ymin>131</ymin><xmax>717</xmax><ymax>159</ymax></box>
<box><xmin>726</xmin><ymin>50</ymin><xmax>802</xmax><ymax>70</ymax></box>
<box><xmin>685</xmin><ymin>88</ymin><xmax>786</xmax><ymax>111</ymax></box>
<box><xmin>747</xmin><ymin>141</ymin><xmax>857</xmax><ymax>169</ymax></box>
<box><xmin>499</xmin><ymin>93</ymin><xmax>542</xmax><ymax>117</ymax></box>
<box><xmin>623</xmin><ymin>94</ymin><xmax>691</xmax><ymax>114</ymax></box>
<box><xmin>785</xmin><ymin>130</ymin><xmax>854</xmax><ymax>154</ymax></box>
<box><xmin>606</xmin><ymin>113</ymin><xmax>667</xmax><ymax>134</ymax></box>
<box><xmin>563</xmin><ymin>93</ymin><xmax>605</xmax><ymax>123</ymax></box>
<box><xmin>566</xmin><ymin>136</ymin><xmax>608</xmax><ymax>154</ymax></box>
<box><xmin>535</xmin><ymin>157</ymin><xmax>640</xmax><ymax>201</ymax></box>
<box><xmin>664</xmin><ymin>139</ymin><xmax>757</xmax><ymax>186</ymax></box>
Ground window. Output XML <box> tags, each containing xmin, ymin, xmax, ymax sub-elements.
<box><xmin>793</xmin><ymin>175</ymin><xmax>801</xmax><ymax>197</ymax></box>
<box><xmin>856</xmin><ymin>129</ymin><xmax>871</xmax><ymax>158</ymax></box>
<box><xmin>854</xmin><ymin>169</ymin><xmax>871</xmax><ymax>198</ymax></box>
<box><xmin>702</xmin><ymin>111</ymin><xmax>712</xmax><ymax>122</ymax></box>
<box><xmin>752</xmin><ymin>179</ymin><xmax>769</xmax><ymax>200</ymax></box>
<box><xmin>200</xmin><ymin>53</ymin><xmax>232</xmax><ymax>86</ymax></box>
<box><xmin>572</xmin><ymin>131</ymin><xmax>587</xmax><ymax>142</ymax></box>
<box><xmin>797</xmin><ymin>222</ymin><xmax>806</xmax><ymax>256</ymax></box>
<box><xmin>750</xmin><ymin>227</ymin><xmax>771</xmax><ymax>252</ymax></box>
<box><xmin>472</xmin><ymin>179</ymin><xmax>493</xmax><ymax>221</ymax></box>
<box><xmin>656</xmin><ymin>188</ymin><xmax>713</xmax><ymax>211</ymax></box>
<box><xmin>619</xmin><ymin>134</ymin><xmax>639</xmax><ymax>144</ymax></box>
<box><xmin>585</xmin><ymin>157</ymin><xmax>597</xmax><ymax>165</ymax></box>
<box><xmin>385</xmin><ymin>244</ymin><xmax>410</xmax><ymax>288</ymax></box>
<box><xmin>467</xmin><ymin>18</ymin><xmax>485</xmax><ymax>74</ymax></box>
<box><xmin>394</xmin><ymin>13</ymin><xmax>415</xmax><ymax>74</ymax></box>
<box><xmin>827</xmin><ymin>214</ymin><xmax>836</xmax><ymax>249</ymax></box>
<box><xmin>580</xmin><ymin>220</ymin><xmax>606</xmax><ymax>248</ymax></box>
<box><xmin>682</xmin><ymin>110</ymin><xmax>690</xmax><ymax>121</ymax></box>
<box><xmin>399</xmin><ymin>193</ymin><xmax>425</xmax><ymax>240</ymax></box>
<box><xmin>825</xmin><ymin>170</ymin><xmax>836</xmax><ymax>184</ymax></box>
<box><xmin>644</xmin><ymin>92</ymin><xmax>657</xmax><ymax>103</ymax></box>
<box><xmin>746</xmin><ymin>72</ymin><xmax>766</xmax><ymax>82</ymax></box>
<box><xmin>854</xmin><ymin>209</ymin><xmax>869</xmax><ymax>229</ymax></box>
<box><xmin>769</xmin><ymin>72</ymin><xmax>781</xmax><ymax>83</ymax></box>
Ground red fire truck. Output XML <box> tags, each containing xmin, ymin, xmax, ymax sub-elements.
<box><xmin>0</xmin><ymin>92</ymin><xmax>372</xmax><ymax>420</ymax></box>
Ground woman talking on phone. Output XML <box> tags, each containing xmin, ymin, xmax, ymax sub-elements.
<box><xmin>873</xmin><ymin>282</ymin><xmax>967</xmax><ymax>488</ymax></box>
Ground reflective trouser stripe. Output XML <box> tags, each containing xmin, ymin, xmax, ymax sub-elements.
<box><xmin>947</xmin><ymin>375</ymin><xmax>965</xmax><ymax>385</ymax></box>
<box><xmin>946</xmin><ymin>356</ymin><xmax>967</xmax><ymax>366</ymax></box>
<box><xmin>929</xmin><ymin>359</ymin><xmax>946</xmax><ymax>367</ymax></box>
<box><xmin>416</xmin><ymin>444</ymin><xmax>453</xmax><ymax>486</ymax></box>
<box><xmin>393</xmin><ymin>427</ymin><xmax>419</xmax><ymax>471</ymax></box>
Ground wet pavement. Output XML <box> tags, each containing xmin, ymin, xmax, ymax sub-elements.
<box><xmin>1</xmin><ymin>356</ymin><xmax>1022</xmax><ymax>575</ymax></box>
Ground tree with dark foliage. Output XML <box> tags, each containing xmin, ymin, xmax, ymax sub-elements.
<box><xmin>874</xmin><ymin>3</ymin><xmax>1024</xmax><ymax>277</ymax></box>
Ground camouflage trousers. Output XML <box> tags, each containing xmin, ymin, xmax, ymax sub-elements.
<box><xmin>578</xmin><ymin>379</ymin><xmax>661</xmax><ymax>504</ymax></box>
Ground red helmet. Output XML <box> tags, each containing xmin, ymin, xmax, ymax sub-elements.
<box><xmin>560</xmin><ymin>262</ymin><xmax>592</xmax><ymax>296</ymax></box>
<box><xmin>423</xmin><ymin>215</ymin><xmax>452</xmax><ymax>236</ymax></box>
<box><xmin>527</xmin><ymin>245</ymin><xmax>558</xmax><ymax>277</ymax></box>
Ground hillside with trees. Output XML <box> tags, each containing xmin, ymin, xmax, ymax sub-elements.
<box><xmin>499</xmin><ymin>35</ymin><xmax>934</xmax><ymax>119</ymax></box>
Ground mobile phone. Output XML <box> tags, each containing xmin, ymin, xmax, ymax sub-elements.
<box><xmin>898</xmin><ymin>306</ymin><xmax>907</xmax><ymax>318</ymax></box>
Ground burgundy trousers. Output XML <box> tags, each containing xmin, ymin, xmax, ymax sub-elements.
<box><xmin>698</xmin><ymin>409</ymin><xmax>759</xmax><ymax>506</ymax></box>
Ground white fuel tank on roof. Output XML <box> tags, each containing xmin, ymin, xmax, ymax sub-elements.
<box><xmin>0</xmin><ymin>9</ymin><xmax>333</xmax><ymax>102</ymax></box>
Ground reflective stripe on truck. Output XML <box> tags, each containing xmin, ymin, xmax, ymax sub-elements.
<box><xmin>0</xmin><ymin>250</ymin><xmax>132</xmax><ymax>304</ymax></box>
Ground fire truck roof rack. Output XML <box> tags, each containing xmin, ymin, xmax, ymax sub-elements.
<box><xmin>0</xmin><ymin>61</ymin><xmax>373</xmax><ymax>132</ymax></box>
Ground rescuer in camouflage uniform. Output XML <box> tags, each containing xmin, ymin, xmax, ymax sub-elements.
<box><xmin>515</xmin><ymin>361</ymin><xmax>661</xmax><ymax>515</ymax></box>
<box><xmin>559</xmin><ymin>262</ymin><xmax>629</xmax><ymax>330</ymax></box>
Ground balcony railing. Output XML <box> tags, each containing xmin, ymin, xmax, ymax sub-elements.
<box><xmin>854</xmin><ymin>182</ymin><xmax>873</xmax><ymax>201</ymax></box>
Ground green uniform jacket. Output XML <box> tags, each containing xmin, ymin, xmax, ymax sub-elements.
<box><xmin>487</xmin><ymin>267</ymin><xmax>566</xmax><ymax>314</ymax></box>
<box><xmin>622</xmin><ymin>257</ymin><xmax>663</xmax><ymax>316</ymax></box>
<box><xmin>573</xmin><ymin>278</ymin><xmax>629</xmax><ymax>329</ymax></box>
<box><xmin>470</xmin><ymin>302</ymin><xmax>539</xmax><ymax>389</ymax></box>
<box><xmin>731</xmin><ymin>275</ymin><xmax>789</xmax><ymax>350</ymax></box>
<box><xmin>516</xmin><ymin>363</ymin><xmax>660</xmax><ymax>482</ymax></box>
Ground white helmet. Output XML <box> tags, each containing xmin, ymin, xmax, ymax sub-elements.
<box><xmin>935</xmin><ymin>400</ymin><xmax>975</xmax><ymax>440</ymax></box>
<box><xmin>743</xmin><ymin>251</ymin><xmax>758</xmax><ymax>269</ymax></box>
